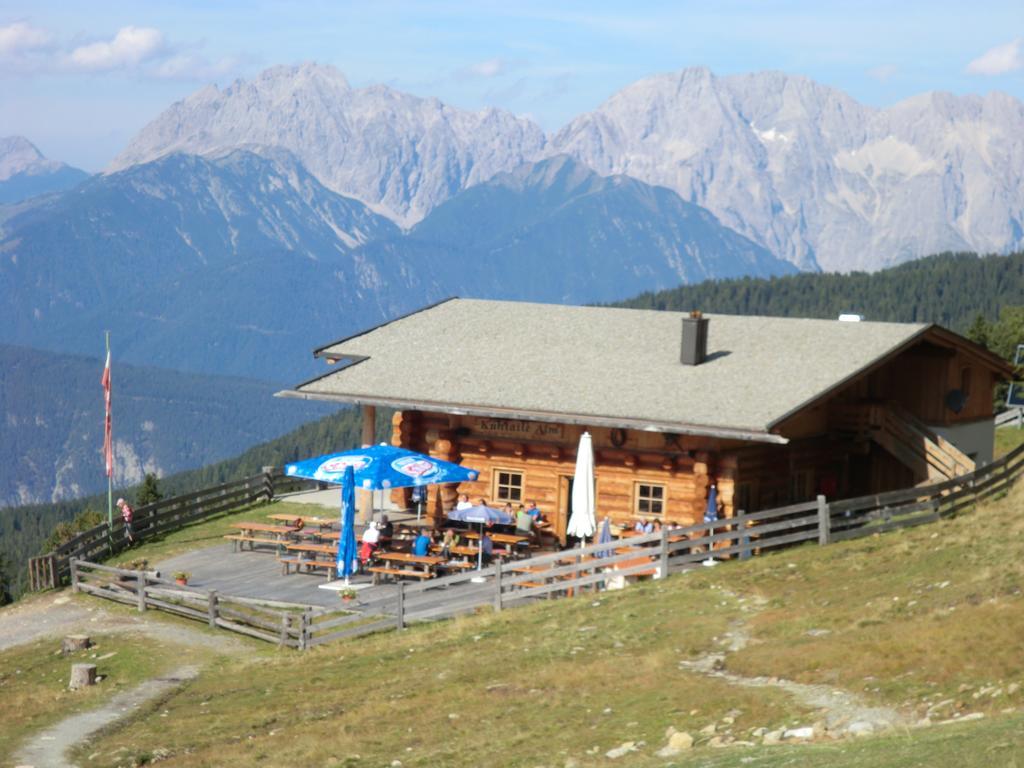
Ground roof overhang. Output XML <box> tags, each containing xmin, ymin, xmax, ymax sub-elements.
<box><xmin>275</xmin><ymin>387</ymin><xmax>790</xmax><ymax>445</ymax></box>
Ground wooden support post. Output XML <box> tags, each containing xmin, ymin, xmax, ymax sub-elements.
<box><xmin>360</xmin><ymin>405</ymin><xmax>377</xmax><ymax>524</ymax></box>
<box><xmin>817</xmin><ymin>494</ymin><xmax>831</xmax><ymax>546</ymax></box>
<box><xmin>395</xmin><ymin>581</ymin><xmax>406</xmax><ymax>630</ymax></box>
<box><xmin>70</xmin><ymin>558</ymin><xmax>80</xmax><ymax>593</ymax></box>
<box><xmin>494</xmin><ymin>560</ymin><xmax>503</xmax><ymax>612</ymax></box>
<box><xmin>280</xmin><ymin>614</ymin><xmax>291</xmax><ymax>647</ymax></box>
<box><xmin>659</xmin><ymin>527</ymin><xmax>669</xmax><ymax>578</ymax></box>
<box><xmin>207</xmin><ymin>590</ymin><xmax>218</xmax><ymax>629</ymax></box>
<box><xmin>136</xmin><ymin>574</ymin><xmax>147</xmax><ymax>613</ymax></box>
<box><xmin>299</xmin><ymin>609</ymin><xmax>311</xmax><ymax>651</ymax></box>
<box><xmin>261</xmin><ymin>466</ymin><xmax>276</xmax><ymax>502</ymax></box>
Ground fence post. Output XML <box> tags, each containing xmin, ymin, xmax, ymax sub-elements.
<box><xmin>737</xmin><ymin>511</ymin><xmax>751</xmax><ymax>560</ymax></box>
<box><xmin>493</xmin><ymin>560</ymin><xmax>503</xmax><ymax>612</ymax></box>
<box><xmin>136</xmin><ymin>574</ymin><xmax>147</xmax><ymax>613</ymax></box>
<box><xmin>299</xmin><ymin>609</ymin><xmax>311</xmax><ymax>651</ymax></box>
<box><xmin>261</xmin><ymin>467</ymin><xmax>276</xmax><ymax>502</ymax></box>
<box><xmin>280</xmin><ymin>614</ymin><xmax>291</xmax><ymax>648</ymax></box>
<box><xmin>207</xmin><ymin>590</ymin><xmax>218</xmax><ymax>629</ymax></box>
<box><xmin>69</xmin><ymin>558</ymin><xmax>78</xmax><ymax>593</ymax></box>
<box><xmin>396</xmin><ymin>582</ymin><xmax>406</xmax><ymax>630</ymax></box>
<box><xmin>817</xmin><ymin>495</ymin><xmax>831</xmax><ymax>546</ymax></box>
<box><xmin>659</xmin><ymin>527</ymin><xmax>669</xmax><ymax>578</ymax></box>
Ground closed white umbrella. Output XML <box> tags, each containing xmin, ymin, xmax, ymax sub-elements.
<box><xmin>566</xmin><ymin>431</ymin><xmax>596</xmax><ymax>544</ymax></box>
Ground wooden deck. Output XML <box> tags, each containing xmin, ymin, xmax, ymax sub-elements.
<box><xmin>154</xmin><ymin>543</ymin><xmax>510</xmax><ymax>620</ymax></box>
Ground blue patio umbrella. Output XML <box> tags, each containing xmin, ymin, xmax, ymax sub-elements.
<box><xmin>337</xmin><ymin>465</ymin><xmax>359</xmax><ymax>583</ymax></box>
<box><xmin>447</xmin><ymin>504</ymin><xmax>513</xmax><ymax>571</ymax></box>
<box><xmin>703</xmin><ymin>484</ymin><xmax>719</xmax><ymax>565</ymax></box>
<box><xmin>285</xmin><ymin>444</ymin><xmax>479</xmax><ymax>490</ymax></box>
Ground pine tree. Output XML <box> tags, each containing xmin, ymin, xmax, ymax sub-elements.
<box><xmin>137</xmin><ymin>473</ymin><xmax>163</xmax><ymax>507</ymax></box>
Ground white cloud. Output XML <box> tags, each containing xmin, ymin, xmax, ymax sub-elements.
<box><xmin>459</xmin><ymin>57</ymin><xmax>508</xmax><ymax>79</ymax></box>
<box><xmin>867</xmin><ymin>64</ymin><xmax>897</xmax><ymax>83</ymax></box>
<box><xmin>67</xmin><ymin>26</ymin><xmax>165</xmax><ymax>71</ymax></box>
<box><xmin>152</xmin><ymin>53</ymin><xmax>240</xmax><ymax>81</ymax></box>
<box><xmin>0</xmin><ymin>21</ymin><xmax>52</xmax><ymax>54</ymax></box>
<box><xmin>966</xmin><ymin>39</ymin><xmax>1023</xmax><ymax>76</ymax></box>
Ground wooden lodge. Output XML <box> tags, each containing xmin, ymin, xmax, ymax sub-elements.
<box><xmin>280</xmin><ymin>299</ymin><xmax>1012</xmax><ymax>543</ymax></box>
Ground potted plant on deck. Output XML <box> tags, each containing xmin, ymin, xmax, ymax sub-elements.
<box><xmin>173</xmin><ymin>571</ymin><xmax>190</xmax><ymax>586</ymax></box>
<box><xmin>339</xmin><ymin>586</ymin><xmax>358</xmax><ymax>604</ymax></box>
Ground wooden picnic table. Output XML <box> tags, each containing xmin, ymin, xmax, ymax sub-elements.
<box><xmin>451</xmin><ymin>530</ymin><xmax>530</xmax><ymax>546</ymax></box>
<box><xmin>370</xmin><ymin>551</ymin><xmax>445</xmax><ymax>584</ymax></box>
<box><xmin>431</xmin><ymin>544</ymin><xmax>479</xmax><ymax>558</ymax></box>
<box><xmin>225</xmin><ymin>522</ymin><xmax>297</xmax><ymax>552</ymax></box>
<box><xmin>285</xmin><ymin>543</ymin><xmax>338</xmax><ymax>556</ymax></box>
<box><xmin>268</xmin><ymin>513</ymin><xmax>337</xmax><ymax>528</ymax></box>
<box><xmin>231</xmin><ymin>522</ymin><xmax>297</xmax><ymax>535</ymax></box>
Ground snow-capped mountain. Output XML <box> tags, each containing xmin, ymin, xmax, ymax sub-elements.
<box><xmin>0</xmin><ymin>136</ymin><xmax>89</xmax><ymax>203</ymax></box>
<box><xmin>549</xmin><ymin>68</ymin><xmax>1024</xmax><ymax>271</ymax></box>
<box><xmin>109</xmin><ymin>62</ymin><xmax>546</xmax><ymax>227</ymax></box>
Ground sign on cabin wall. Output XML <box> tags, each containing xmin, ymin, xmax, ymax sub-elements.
<box><xmin>471</xmin><ymin>417</ymin><xmax>565</xmax><ymax>441</ymax></box>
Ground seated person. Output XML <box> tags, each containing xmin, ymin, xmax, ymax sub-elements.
<box><xmin>516</xmin><ymin>505</ymin><xmax>534</xmax><ymax>536</ymax></box>
<box><xmin>526</xmin><ymin>501</ymin><xmax>542</xmax><ymax>520</ymax></box>
<box><xmin>359</xmin><ymin>522</ymin><xmax>380</xmax><ymax>564</ymax></box>
<box><xmin>455</xmin><ymin>493</ymin><xmax>472</xmax><ymax>511</ymax></box>
<box><xmin>412</xmin><ymin>529</ymin><xmax>432</xmax><ymax>557</ymax></box>
<box><xmin>480</xmin><ymin>532</ymin><xmax>494</xmax><ymax>564</ymax></box>
<box><xmin>440</xmin><ymin>528</ymin><xmax>460</xmax><ymax>558</ymax></box>
<box><xmin>377</xmin><ymin>514</ymin><xmax>394</xmax><ymax>547</ymax></box>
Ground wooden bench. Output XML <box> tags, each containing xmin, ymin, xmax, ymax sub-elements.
<box><xmin>441</xmin><ymin>561</ymin><xmax>475</xmax><ymax>570</ymax></box>
<box><xmin>224</xmin><ymin>534</ymin><xmax>285</xmax><ymax>552</ymax></box>
<box><xmin>367</xmin><ymin>566</ymin><xmax>433</xmax><ymax>584</ymax></box>
<box><xmin>278</xmin><ymin>557</ymin><xmax>336</xmax><ymax>579</ymax></box>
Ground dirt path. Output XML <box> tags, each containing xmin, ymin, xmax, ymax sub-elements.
<box><xmin>2</xmin><ymin>591</ymin><xmax>245</xmax><ymax>767</ymax></box>
<box><xmin>678</xmin><ymin>590</ymin><xmax>913</xmax><ymax>740</ymax></box>
<box><xmin>0</xmin><ymin>591</ymin><xmax>245</xmax><ymax>653</ymax></box>
<box><xmin>12</xmin><ymin>665</ymin><xmax>200</xmax><ymax>768</ymax></box>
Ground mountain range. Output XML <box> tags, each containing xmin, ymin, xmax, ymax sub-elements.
<box><xmin>0</xmin><ymin>146</ymin><xmax>790</xmax><ymax>380</ymax></box>
<box><xmin>111</xmin><ymin>63</ymin><xmax>1024</xmax><ymax>271</ymax></box>
<box><xmin>0</xmin><ymin>343</ymin><xmax>332</xmax><ymax>506</ymax></box>
<box><xmin>0</xmin><ymin>136</ymin><xmax>89</xmax><ymax>204</ymax></box>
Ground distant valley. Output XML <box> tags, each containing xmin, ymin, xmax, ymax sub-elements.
<box><xmin>0</xmin><ymin>344</ymin><xmax>332</xmax><ymax>506</ymax></box>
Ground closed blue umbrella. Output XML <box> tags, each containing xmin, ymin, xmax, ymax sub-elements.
<box><xmin>703</xmin><ymin>484</ymin><xmax>719</xmax><ymax>566</ymax></box>
<box><xmin>337</xmin><ymin>465</ymin><xmax>358</xmax><ymax>583</ymax></box>
<box><xmin>595</xmin><ymin>516</ymin><xmax>613</xmax><ymax>559</ymax></box>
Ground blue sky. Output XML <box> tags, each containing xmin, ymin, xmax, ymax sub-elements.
<box><xmin>2</xmin><ymin>1</ymin><xmax>1023</xmax><ymax>171</ymax></box>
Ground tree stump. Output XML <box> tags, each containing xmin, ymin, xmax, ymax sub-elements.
<box><xmin>69</xmin><ymin>663</ymin><xmax>97</xmax><ymax>689</ymax></box>
<box><xmin>62</xmin><ymin>634</ymin><xmax>91</xmax><ymax>655</ymax></box>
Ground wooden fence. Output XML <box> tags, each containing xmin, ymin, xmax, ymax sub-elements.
<box><xmin>44</xmin><ymin>443</ymin><xmax>1024</xmax><ymax>650</ymax></box>
<box><xmin>27</xmin><ymin>471</ymin><xmax>284</xmax><ymax>591</ymax></box>
<box><xmin>996</xmin><ymin>408</ymin><xmax>1023</xmax><ymax>429</ymax></box>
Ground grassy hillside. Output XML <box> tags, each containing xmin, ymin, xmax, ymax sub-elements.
<box><xmin>0</xmin><ymin>407</ymin><xmax>392</xmax><ymax>599</ymax></box>
<box><xmin>615</xmin><ymin>250</ymin><xmax>1024</xmax><ymax>332</ymax></box>
<box><xmin>34</xmin><ymin>475</ymin><xmax>1022</xmax><ymax>767</ymax></box>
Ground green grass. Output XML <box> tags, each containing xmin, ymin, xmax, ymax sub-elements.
<box><xmin>35</xmin><ymin>479</ymin><xmax>1024</xmax><ymax>767</ymax></box>
<box><xmin>0</xmin><ymin>633</ymin><xmax>180</xmax><ymax>764</ymax></box>
<box><xmin>995</xmin><ymin>425</ymin><xmax>1024</xmax><ymax>457</ymax></box>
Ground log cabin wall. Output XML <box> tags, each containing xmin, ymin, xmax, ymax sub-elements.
<box><xmin>390</xmin><ymin>410</ymin><xmax>748</xmax><ymax>541</ymax></box>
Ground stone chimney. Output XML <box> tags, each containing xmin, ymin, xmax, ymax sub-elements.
<box><xmin>681</xmin><ymin>311</ymin><xmax>709</xmax><ymax>366</ymax></box>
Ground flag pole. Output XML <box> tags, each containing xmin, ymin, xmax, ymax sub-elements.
<box><xmin>105</xmin><ymin>331</ymin><xmax>113</xmax><ymax>542</ymax></box>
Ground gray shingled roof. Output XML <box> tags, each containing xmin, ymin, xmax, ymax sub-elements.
<box><xmin>281</xmin><ymin>299</ymin><xmax>931</xmax><ymax>443</ymax></box>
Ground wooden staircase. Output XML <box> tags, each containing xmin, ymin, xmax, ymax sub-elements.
<box><xmin>833</xmin><ymin>402</ymin><xmax>975</xmax><ymax>482</ymax></box>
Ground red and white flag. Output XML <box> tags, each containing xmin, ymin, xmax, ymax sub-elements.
<box><xmin>102</xmin><ymin>348</ymin><xmax>113</xmax><ymax>478</ymax></box>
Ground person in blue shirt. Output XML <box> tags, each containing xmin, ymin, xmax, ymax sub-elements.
<box><xmin>480</xmin><ymin>532</ymin><xmax>494</xmax><ymax>563</ymax></box>
<box><xmin>526</xmin><ymin>501</ymin><xmax>542</xmax><ymax>520</ymax></box>
<box><xmin>412</xmin><ymin>530</ymin><xmax>432</xmax><ymax>557</ymax></box>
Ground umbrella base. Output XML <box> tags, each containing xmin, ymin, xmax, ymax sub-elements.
<box><xmin>319</xmin><ymin>580</ymin><xmax>372</xmax><ymax>592</ymax></box>
<box><xmin>701</xmin><ymin>558</ymin><xmax>718</xmax><ymax>567</ymax></box>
